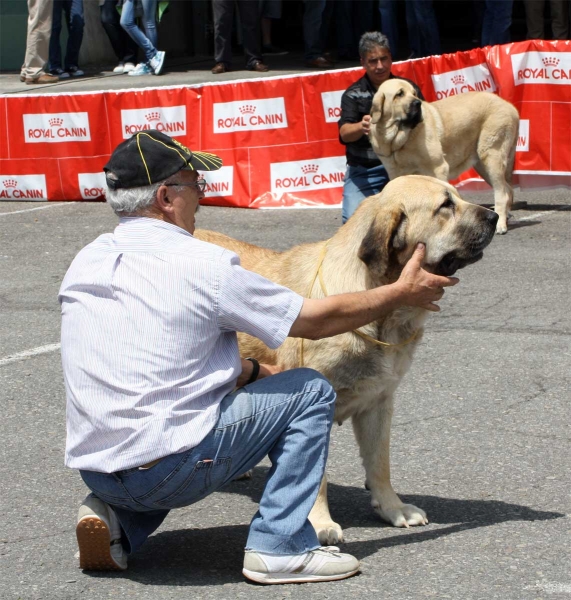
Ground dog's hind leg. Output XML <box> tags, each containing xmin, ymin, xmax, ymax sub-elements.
<box><xmin>474</xmin><ymin>156</ymin><xmax>513</xmax><ymax>235</ymax></box>
<box><xmin>352</xmin><ymin>398</ymin><xmax>428</xmax><ymax>528</ymax></box>
<box><xmin>308</xmin><ymin>474</ymin><xmax>344</xmax><ymax>545</ymax></box>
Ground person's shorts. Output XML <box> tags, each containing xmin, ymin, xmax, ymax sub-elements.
<box><xmin>259</xmin><ymin>0</ymin><xmax>281</xmax><ymax>19</ymax></box>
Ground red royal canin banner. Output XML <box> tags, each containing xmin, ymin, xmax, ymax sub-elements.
<box><xmin>1</xmin><ymin>40</ymin><xmax>570</xmax><ymax>206</ymax></box>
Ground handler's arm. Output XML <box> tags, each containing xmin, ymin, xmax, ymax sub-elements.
<box><xmin>289</xmin><ymin>243</ymin><xmax>458</xmax><ymax>341</ymax></box>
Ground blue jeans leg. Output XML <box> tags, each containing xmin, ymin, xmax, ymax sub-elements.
<box><xmin>49</xmin><ymin>0</ymin><xmax>64</xmax><ymax>71</ymax></box>
<box><xmin>378</xmin><ymin>0</ymin><xmax>399</xmax><ymax>57</ymax></box>
<box><xmin>80</xmin><ymin>368</ymin><xmax>336</xmax><ymax>556</ymax></box>
<box><xmin>120</xmin><ymin>0</ymin><xmax>157</xmax><ymax>62</ymax></box>
<box><xmin>341</xmin><ymin>164</ymin><xmax>389</xmax><ymax>223</ymax></box>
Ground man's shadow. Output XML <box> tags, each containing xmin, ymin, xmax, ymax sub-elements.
<box><xmin>89</xmin><ymin>466</ymin><xmax>564</xmax><ymax>586</ymax></box>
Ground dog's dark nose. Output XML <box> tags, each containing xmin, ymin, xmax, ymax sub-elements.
<box><xmin>412</xmin><ymin>99</ymin><xmax>421</xmax><ymax>108</ymax></box>
<box><xmin>486</xmin><ymin>210</ymin><xmax>499</xmax><ymax>225</ymax></box>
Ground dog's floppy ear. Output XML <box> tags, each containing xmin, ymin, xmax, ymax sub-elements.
<box><xmin>358</xmin><ymin>206</ymin><xmax>406</xmax><ymax>280</ymax></box>
<box><xmin>370</xmin><ymin>92</ymin><xmax>384</xmax><ymax>124</ymax></box>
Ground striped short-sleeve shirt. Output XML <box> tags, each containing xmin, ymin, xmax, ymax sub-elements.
<box><xmin>59</xmin><ymin>217</ymin><xmax>303</xmax><ymax>473</ymax></box>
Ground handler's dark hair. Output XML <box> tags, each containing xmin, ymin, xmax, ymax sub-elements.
<box><xmin>358</xmin><ymin>31</ymin><xmax>391</xmax><ymax>57</ymax></box>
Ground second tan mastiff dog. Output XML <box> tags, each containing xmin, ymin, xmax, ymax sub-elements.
<box><xmin>369</xmin><ymin>79</ymin><xmax>519</xmax><ymax>235</ymax></box>
<box><xmin>196</xmin><ymin>175</ymin><xmax>498</xmax><ymax>545</ymax></box>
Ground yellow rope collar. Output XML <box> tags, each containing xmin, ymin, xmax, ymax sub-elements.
<box><xmin>299</xmin><ymin>241</ymin><xmax>420</xmax><ymax>365</ymax></box>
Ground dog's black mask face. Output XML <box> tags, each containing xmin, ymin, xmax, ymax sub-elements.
<box><xmin>402</xmin><ymin>99</ymin><xmax>423</xmax><ymax>128</ymax></box>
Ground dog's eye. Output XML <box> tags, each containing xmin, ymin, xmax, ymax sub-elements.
<box><xmin>396</xmin><ymin>90</ymin><xmax>404</xmax><ymax>97</ymax></box>
<box><xmin>439</xmin><ymin>194</ymin><xmax>455</xmax><ymax>211</ymax></box>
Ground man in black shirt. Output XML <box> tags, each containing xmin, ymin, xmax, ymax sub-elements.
<box><xmin>338</xmin><ymin>32</ymin><xmax>424</xmax><ymax>223</ymax></box>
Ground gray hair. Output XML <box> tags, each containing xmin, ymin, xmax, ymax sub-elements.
<box><xmin>104</xmin><ymin>171</ymin><xmax>186</xmax><ymax>216</ymax></box>
<box><xmin>358</xmin><ymin>31</ymin><xmax>391</xmax><ymax>57</ymax></box>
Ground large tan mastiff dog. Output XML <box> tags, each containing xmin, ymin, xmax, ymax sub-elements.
<box><xmin>369</xmin><ymin>79</ymin><xmax>519</xmax><ymax>235</ymax></box>
<box><xmin>196</xmin><ymin>175</ymin><xmax>498</xmax><ymax>544</ymax></box>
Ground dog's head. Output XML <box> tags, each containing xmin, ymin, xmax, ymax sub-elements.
<box><xmin>354</xmin><ymin>175</ymin><xmax>498</xmax><ymax>282</ymax></box>
<box><xmin>370</xmin><ymin>79</ymin><xmax>423</xmax><ymax>129</ymax></box>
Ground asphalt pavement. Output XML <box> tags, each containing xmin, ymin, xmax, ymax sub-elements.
<box><xmin>1</xmin><ymin>186</ymin><xmax>570</xmax><ymax>600</ymax></box>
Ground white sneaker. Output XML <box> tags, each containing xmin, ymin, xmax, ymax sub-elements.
<box><xmin>76</xmin><ymin>494</ymin><xmax>127</xmax><ymax>571</ymax></box>
<box><xmin>113</xmin><ymin>63</ymin><xmax>125</xmax><ymax>74</ymax></box>
<box><xmin>243</xmin><ymin>547</ymin><xmax>359</xmax><ymax>584</ymax></box>
<box><xmin>128</xmin><ymin>62</ymin><xmax>153</xmax><ymax>76</ymax></box>
<box><xmin>123</xmin><ymin>62</ymin><xmax>136</xmax><ymax>73</ymax></box>
<box><xmin>149</xmin><ymin>50</ymin><xmax>165</xmax><ymax>75</ymax></box>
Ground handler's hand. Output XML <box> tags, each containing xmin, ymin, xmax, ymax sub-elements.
<box><xmin>395</xmin><ymin>243</ymin><xmax>459</xmax><ymax>312</ymax></box>
<box><xmin>361</xmin><ymin>114</ymin><xmax>372</xmax><ymax>135</ymax></box>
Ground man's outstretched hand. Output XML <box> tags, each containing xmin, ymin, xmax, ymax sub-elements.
<box><xmin>395</xmin><ymin>243</ymin><xmax>459</xmax><ymax>312</ymax></box>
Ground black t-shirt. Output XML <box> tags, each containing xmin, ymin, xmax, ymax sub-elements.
<box><xmin>338</xmin><ymin>73</ymin><xmax>424</xmax><ymax>168</ymax></box>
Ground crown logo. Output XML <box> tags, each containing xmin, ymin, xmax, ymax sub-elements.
<box><xmin>542</xmin><ymin>56</ymin><xmax>559</xmax><ymax>67</ymax></box>
<box><xmin>3</xmin><ymin>179</ymin><xmax>17</xmax><ymax>188</ymax></box>
<box><xmin>49</xmin><ymin>117</ymin><xmax>63</xmax><ymax>127</ymax></box>
<box><xmin>451</xmin><ymin>74</ymin><xmax>465</xmax><ymax>85</ymax></box>
<box><xmin>238</xmin><ymin>104</ymin><xmax>256</xmax><ymax>114</ymax></box>
<box><xmin>301</xmin><ymin>164</ymin><xmax>319</xmax><ymax>174</ymax></box>
<box><xmin>145</xmin><ymin>111</ymin><xmax>161</xmax><ymax>121</ymax></box>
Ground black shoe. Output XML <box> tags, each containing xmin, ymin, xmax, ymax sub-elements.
<box><xmin>249</xmin><ymin>60</ymin><xmax>269</xmax><ymax>72</ymax></box>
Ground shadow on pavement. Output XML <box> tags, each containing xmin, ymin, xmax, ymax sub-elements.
<box><xmin>84</xmin><ymin>466</ymin><xmax>563</xmax><ymax>586</ymax></box>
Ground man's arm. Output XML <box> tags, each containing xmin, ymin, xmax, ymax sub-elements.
<box><xmin>289</xmin><ymin>243</ymin><xmax>458</xmax><ymax>340</ymax></box>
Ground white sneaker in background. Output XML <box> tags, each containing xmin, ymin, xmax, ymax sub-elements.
<box><xmin>243</xmin><ymin>546</ymin><xmax>360</xmax><ymax>584</ymax></box>
<box><xmin>113</xmin><ymin>63</ymin><xmax>125</xmax><ymax>74</ymax></box>
<box><xmin>128</xmin><ymin>62</ymin><xmax>153</xmax><ymax>76</ymax></box>
<box><xmin>76</xmin><ymin>494</ymin><xmax>127</xmax><ymax>571</ymax></box>
<box><xmin>123</xmin><ymin>62</ymin><xmax>136</xmax><ymax>73</ymax></box>
<box><xmin>149</xmin><ymin>50</ymin><xmax>165</xmax><ymax>75</ymax></box>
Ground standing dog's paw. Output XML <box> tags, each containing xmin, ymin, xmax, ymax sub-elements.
<box><xmin>312</xmin><ymin>520</ymin><xmax>344</xmax><ymax>545</ymax></box>
<box><xmin>376</xmin><ymin>503</ymin><xmax>428</xmax><ymax>528</ymax></box>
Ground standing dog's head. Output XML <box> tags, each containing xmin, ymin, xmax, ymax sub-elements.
<box><xmin>370</xmin><ymin>79</ymin><xmax>423</xmax><ymax>130</ymax></box>
<box><xmin>353</xmin><ymin>175</ymin><xmax>498</xmax><ymax>282</ymax></box>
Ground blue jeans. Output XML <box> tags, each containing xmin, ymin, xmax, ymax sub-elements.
<box><xmin>80</xmin><ymin>368</ymin><xmax>336</xmax><ymax>556</ymax></box>
<box><xmin>100</xmin><ymin>0</ymin><xmax>138</xmax><ymax>64</ymax></box>
<box><xmin>342</xmin><ymin>163</ymin><xmax>389</xmax><ymax>223</ymax></box>
<box><xmin>49</xmin><ymin>0</ymin><xmax>84</xmax><ymax>71</ymax></box>
<box><xmin>481</xmin><ymin>0</ymin><xmax>513</xmax><ymax>46</ymax></box>
<box><xmin>120</xmin><ymin>0</ymin><xmax>158</xmax><ymax>62</ymax></box>
<box><xmin>378</xmin><ymin>0</ymin><xmax>399</xmax><ymax>57</ymax></box>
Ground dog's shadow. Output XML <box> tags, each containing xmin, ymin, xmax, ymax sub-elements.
<box><xmin>90</xmin><ymin>467</ymin><xmax>563</xmax><ymax>586</ymax></box>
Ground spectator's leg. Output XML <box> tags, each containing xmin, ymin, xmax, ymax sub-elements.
<box><xmin>64</xmin><ymin>0</ymin><xmax>84</xmax><ymax>70</ymax></box>
<box><xmin>303</xmin><ymin>0</ymin><xmax>326</xmax><ymax>60</ymax></box>
<box><xmin>482</xmin><ymin>0</ymin><xmax>513</xmax><ymax>45</ymax></box>
<box><xmin>405</xmin><ymin>0</ymin><xmax>421</xmax><ymax>58</ymax></box>
<box><xmin>471</xmin><ymin>0</ymin><xmax>486</xmax><ymax>46</ymax></box>
<box><xmin>213</xmin><ymin>0</ymin><xmax>235</xmax><ymax>67</ymax></box>
<box><xmin>523</xmin><ymin>0</ymin><xmax>545</xmax><ymax>39</ymax></box>
<box><xmin>101</xmin><ymin>0</ymin><xmax>125</xmax><ymax>61</ymax></box>
<box><xmin>549</xmin><ymin>0</ymin><xmax>569</xmax><ymax>38</ymax></box>
<box><xmin>378</xmin><ymin>0</ymin><xmax>399</xmax><ymax>58</ymax></box>
<box><xmin>140</xmin><ymin>0</ymin><xmax>158</xmax><ymax>51</ymax></box>
<box><xmin>238</xmin><ymin>0</ymin><xmax>263</xmax><ymax>68</ymax></box>
<box><xmin>120</xmin><ymin>0</ymin><xmax>155</xmax><ymax>62</ymax></box>
<box><xmin>335</xmin><ymin>0</ymin><xmax>355</xmax><ymax>59</ymax></box>
<box><xmin>48</xmin><ymin>0</ymin><xmax>63</xmax><ymax>72</ymax></box>
<box><xmin>414</xmin><ymin>0</ymin><xmax>441</xmax><ymax>56</ymax></box>
<box><xmin>23</xmin><ymin>0</ymin><xmax>54</xmax><ymax>79</ymax></box>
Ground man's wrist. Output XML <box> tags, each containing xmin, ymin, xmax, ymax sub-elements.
<box><xmin>244</xmin><ymin>357</ymin><xmax>260</xmax><ymax>384</ymax></box>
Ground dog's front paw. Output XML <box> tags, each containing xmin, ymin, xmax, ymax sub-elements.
<box><xmin>495</xmin><ymin>218</ymin><xmax>508</xmax><ymax>235</ymax></box>
<box><xmin>376</xmin><ymin>503</ymin><xmax>428</xmax><ymax>528</ymax></box>
<box><xmin>312</xmin><ymin>520</ymin><xmax>344</xmax><ymax>545</ymax></box>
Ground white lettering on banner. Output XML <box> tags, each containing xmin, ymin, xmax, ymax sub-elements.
<box><xmin>271</xmin><ymin>157</ymin><xmax>346</xmax><ymax>193</ymax></box>
<box><xmin>0</xmin><ymin>175</ymin><xmax>47</xmax><ymax>200</ymax></box>
<box><xmin>431</xmin><ymin>64</ymin><xmax>496</xmax><ymax>99</ymax></box>
<box><xmin>213</xmin><ymin>98</ymin><xmax>287</xmax><ymax>133</ymax></box>
<box><xmin>516</xmin><ymin>120</ymin><xmax>529</xmax><ymax>152</ymax></box>
<box><xmin>321</xmin><ymin>90</ymin><xmax>345</xmax><ymax>123</ymax></box>
<box><xmin>78</xmin><ymin>172</ymin><xmax>107</xmax><ymax>199</ymax></box>
<box><xmin>511</xmin><ymin>52</ymin><xmax>571</xmax><ymax>85</ymax></box>
<box><xmin>121</xmin><ymin>106</ymin><xmax>187</xmax><ymax>138</ymax></box>
<box><xmin>201</xmin><ymin>166</ymin><xmax>234</xmax><ymax>197</ymax></box>
<box><xmin>23</xmin><ymin>112</ymin><xmax>91</xmax><ymax>144</ymax></box>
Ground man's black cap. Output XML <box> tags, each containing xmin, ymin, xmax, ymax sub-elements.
<box><xmin>103</xmin><ymin>130</ymin><xmax>222</xmax><ymax>190</ymax></box>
